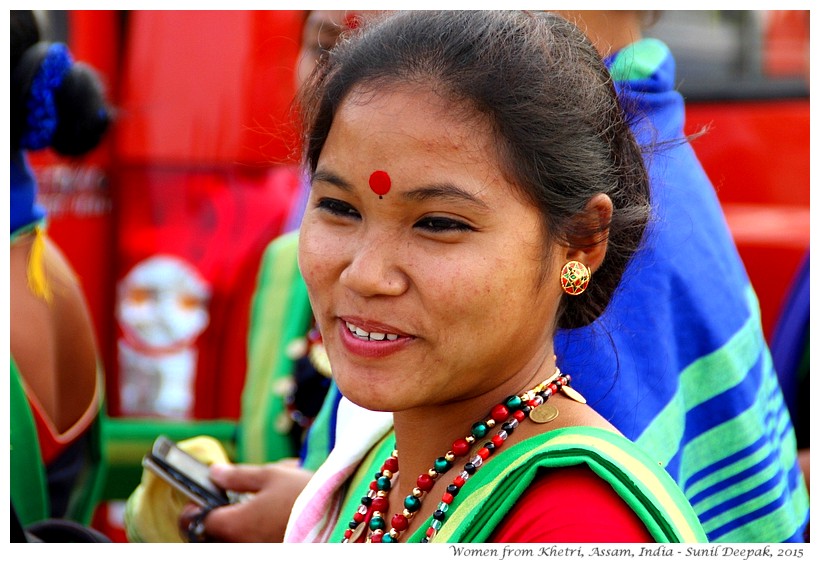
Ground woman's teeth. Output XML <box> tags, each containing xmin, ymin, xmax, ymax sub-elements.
<box><xmin>346</xmin><ymin>321</ymin><xmax>399</xmax><ymax>341</ymax></box>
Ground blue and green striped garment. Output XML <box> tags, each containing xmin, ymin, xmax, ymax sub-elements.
<box><xmin>553</xmin><ymin>38</ymin><xmax>808</xmax><ymax>542</ymax></box>
<box><xmin>293</xmin><ymin>38</ymin><xmax>808</xmax><ymax>543</ymax></box>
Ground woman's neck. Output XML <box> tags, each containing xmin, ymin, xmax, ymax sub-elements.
<box><xmin>389</xmin><ymin>349</ymin><xmax>558</xmax><ymax>499</ymax></box>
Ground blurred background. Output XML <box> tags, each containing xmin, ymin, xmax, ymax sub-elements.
<box><xmin>22</xmin><ymin>10</ymin><xmax>809</xmax><ymax>539</ymax></box>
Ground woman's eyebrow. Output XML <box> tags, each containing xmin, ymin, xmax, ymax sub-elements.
<box><xmin>403</xmin><ymin>183</ymin><xmax>490</xmax><ymax>210</ymax></box>
<box><xmin>312</xmin><ymin>169</ymin><xmax>353</xmax><ymax>191</ymax></box>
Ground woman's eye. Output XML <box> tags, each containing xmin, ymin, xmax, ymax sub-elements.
<box><xmin>317</xmin><ymin>198</ymin><xmax>361</xmax><ymax>219</ymax></box>
<box><xmin>414</xmin><ymin>216</ymin><xmax>473</xmax><ymax>233</ymax></box>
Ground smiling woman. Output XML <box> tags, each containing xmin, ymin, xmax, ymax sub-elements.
<box><xmin>300</xmin><ymin>84</ymin><xmax>574</xmax><ymax>413</ymax></box>
<box><xmin>285</xmin><ymin>10</ymin><xmax>705</xmax><ymax>543</ymax></box>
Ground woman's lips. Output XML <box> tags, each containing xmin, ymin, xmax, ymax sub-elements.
<box><xmin>344</xmin><ymin>320</ymin><xmax>401</xmax><ymax>341</ymax></box>
<box><xmin>337</xmin><ymin>317</ymin><xmax>413</xmax><ymax>358</ymax></box>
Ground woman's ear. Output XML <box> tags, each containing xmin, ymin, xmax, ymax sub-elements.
<box><xmin>562</xmin><ymin>193</ymin><xmax>613</xmax><ymax>275</ymax></box>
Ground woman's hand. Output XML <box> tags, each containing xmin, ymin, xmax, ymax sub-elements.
<box><xmin>179</xmin><ymin>459</ymin><xmax>314</xmax><ymax>542</ymax></box>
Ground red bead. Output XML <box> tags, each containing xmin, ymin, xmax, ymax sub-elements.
<box><xmin>426</xmin><ymin>527</ymin><xmax>435</xmax><ymax>538</ymax></box>
<box><xmin>417</xmin><ymin>473</ymin><xmax>434</xmax><ymax>491</ymax></box>
<box><xmin>371</xmin><ymin>497</ymin><xmax>388</xmax><ymax>512</ymax></box>
<box><xmin>490</xmin><ymin>404</ymin><xmax>509</xmax><ymax>421</ymax></box>
<box><xmin>370</xmin><ymin>531</ymin><xmax>383</xmax><ymax>543</ymax></box>
<box><xmin>383</xmin><ymin>457</ymin><xmax>399</xmax><ymax>472</ymax></box>
<box><xmin>369</xmin><ymin>481</ymin><xmax>378</xmax><ymax>491</ymax></box>
<box><xmin>353</xmin><ymin>512</ymin><xmax>365</xmax><ymax>523</ymax></box>
<box><xmin>492</xmin><ymin>435</ymin><xmax>504</xmax><ymax>447</ymax></box>
<box><xmin>442</xmin><ymin>492</ymin><xmax>454</xmax><ymax>504</ymax></box>
<box><xmin>454</xmin><ymin>475</ymin><xmax>466</xmax><ymax>487</ymax></box>
<box><xmin>478</xmin><ymin>447</ymin><xmax>490</xmax><ymax>460</ymax></box>
<box><xmin>513</xmin><ymin>410</ymin><xmax>526</xmax><ymax>422</ymax></box>
<box><xmin>391</xmin><ymin>514</ymin><xmax>409</xmax><ymax>531</ymax></box>
<box><xmin>549</xmin><ymin>383</ymin><xmax>558</xmax><ymax>394</ymax></box>
<box><xmin>452</xmin><ymin>438</ymin><xmax>470</xmax><ymax>456</ymax></box>
<box><xmin>344</xmin><ymin>529</ymin><xmax>353</xmax><ymax>539</ymax></box>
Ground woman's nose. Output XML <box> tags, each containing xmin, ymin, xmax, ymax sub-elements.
<box><xmin>339</xmin><ymin>233</ymin><xmax>408</xmax><ymax>298</ymax></box>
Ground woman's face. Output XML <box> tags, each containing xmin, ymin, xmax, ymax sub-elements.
<box><xmin>298</xmin><ymin>85</ymin><xmax>566</xmax><ymax>413</ymax></box>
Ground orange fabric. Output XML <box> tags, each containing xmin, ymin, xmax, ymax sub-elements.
<box><xmin>491</xmin><ymin>464</ymin><xmax>654</xmax><ymax>542</ymax></box>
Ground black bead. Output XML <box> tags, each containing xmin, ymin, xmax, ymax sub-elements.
<box><xmin>484</xmin><ymin>441</ymin><xmax>495</xmax><ymax>452</ymax></box>
<box><xmin>465</xmin><ymin>463</ymin><xmax>477</xmax><ymax>474</ymax></box>
<box><xmin>433</xmin><ymin>510</ymin><xmax>446</xmax><ymax>521</ymax></box>
<box><xmin>501</xmin><ymin>422</ymin><xmax>514</xmax><ymax>433</ymax></box>
<box><xmin>361</xmin><ymin>496</ymin><xmax>372</xmax><ymax>506</ymax></box>
<box><xmin>446</xmin><ymin>484</ymin><xmax>460</xmax><ymax>496</ymax></box>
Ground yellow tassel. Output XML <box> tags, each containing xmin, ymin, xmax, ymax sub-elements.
<box><xmin>27</xmin><ymin>226</ymin><xmax>52</xmax><ymax>304</ymax></box>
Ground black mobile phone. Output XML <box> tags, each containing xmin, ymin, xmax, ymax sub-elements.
<box><xmin>142</xmin><ymin>435</ymin><xmax>232</xmax><ymax>509</ymax></box>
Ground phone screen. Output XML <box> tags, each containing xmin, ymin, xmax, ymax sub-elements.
<box><xmin>165</xmin><ymin>445</ymin><xmax>222</xmax><ymax>496</ymax></box>
<box><xmin>151</xmin><ymin>437</ymin><xmax>228</xmax><ymax>503</ymax></box>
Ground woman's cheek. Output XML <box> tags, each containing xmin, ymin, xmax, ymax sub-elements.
<box><xmin>298</xmin><ymin>228</ymin><xmax>326</xmax><ymax>286</ymax></box>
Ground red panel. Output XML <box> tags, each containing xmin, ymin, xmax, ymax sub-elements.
<box><xmin>685</xmin><ymin>99</ymin><xmax>809</xmax><ymax>207</ymax></box>
<box><xmin>763</xmin><ymin>10</ymin><xmax>810</xmax><ymax>78</ymax></box>
<box><xmin>685</xmin><ymin>98</ymin><xmax>810</xmax><ymax>338</ymax></box>
<box><xmin>110</xmin><ymin>165</ymin><xmax>300</xmax><ymax>418</ymax></box>
<box><xmin>68</xmin><ymin>10</ymin><xmax>121</xmax><ymax>98</ymax></box>
<box><xmin>722</xmin><ymin>204</ymin><xmax>810</xmax><ymax>338</ymax></box>
<box><xmin>115</xmin><ymin>11</ymin><xmax>303</xmax><ymax>165</ymax></box>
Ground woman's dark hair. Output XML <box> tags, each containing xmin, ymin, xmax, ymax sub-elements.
<box><xmin>11</xmin><ymin>10</ymin><xmax>111</xmax><ymax>156</ymax></box>
<box><xmin>299</xmin><ymin>10</ymin><xmax>650</xmax><ymax>329</ymax></box>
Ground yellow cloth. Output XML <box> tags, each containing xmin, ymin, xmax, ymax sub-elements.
<box><xmin>125</xmin><ymin>436</ymin><xmax>231</xmax><ymax>543</ymax></box>
<box><xmin>27</xmin><ymin>226</ymin><xmax>52</xmax><ymax>303</ymax></box>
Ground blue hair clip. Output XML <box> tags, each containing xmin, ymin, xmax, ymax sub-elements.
<box><xmin>21</xmin><ymin>43</ymin><xmax>73</xmax><ymax>150</ymax></box>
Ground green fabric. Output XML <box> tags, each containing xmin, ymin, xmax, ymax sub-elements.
<box><xmin>10</xmin><ymin>357</ymin><xmax>50</xmax><ymax>525</ymax></box>
<box><xmin>329</xmin><ymin>427</ymin><xmax>707</xmax><ymax>543</ymax></box>
<box><xmin>636</xmin><ymin>287</ymin><xmax>771</xmax><ymax>465</ymax></box>
<box><xmin>238</xmin><ymin>231</ymin><xmax>313</xmax><ymax>463</ymax></box>
<box><xmin>635</xmin><ymin>287</ymin><xmax>808</xmax><ymax>541</ymax></box>
<box><xmin>100</xmin><ymin>417</ymin><xmax>237</xmax><ymax>500</ymax></box>
<box><xmin>63</xmin><ymin>386</ymin><xmax>107</xmax><ymax>525</ymax></box>
<box><xmin>608</xmin><ymin>37</ymin><xmax>669</xmax><ymax>81</ymax></box>
<box><xmin>10</xmin><ymin>357</ymin><xmax>108</xmax><ymax>525</ymax></box>
<box><xmin>301</xmin><ymin>380</ymin><xmax>337</xmax><ymax>472</ymax></box>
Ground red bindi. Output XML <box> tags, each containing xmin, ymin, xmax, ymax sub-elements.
<box><xmin>369</xmin><ymin>170</ymin><xmax>391</xmax><ymax>197</ymax></box>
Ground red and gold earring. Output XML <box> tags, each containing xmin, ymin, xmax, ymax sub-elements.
<box><xmin>560</xmin><ymin>260</ymin><xmax>590</xmax><ymax>296</ymax></box>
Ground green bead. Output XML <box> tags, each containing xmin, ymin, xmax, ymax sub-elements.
<box><xmin>382</xmin><ymin>534</ymin><xmax>395</xmax><ymax>543</ymax></box>
<box><xmin>471</xmin><ymin>422</ymin><xmax>488</xmax><ymax>438</ymax></box>
<box><xmin>434</xmin><ymin>456</ymin><xmax>451</xmax><ymax>473</ymax></box>
<box><xmin>377</xmin><ymin>476</ymin><xmax>392</xmax><ymax>491</ymax></box>
<box><xmin>404</xmin><ymin>496</ymin><xmax>422</xmax><ymax>512</ymax></box>
<box><xmin>370</xmin><ymin>516</ymin><xmax>385</xmax><ymax>531</ymax></box>
<box><xmin>504</xmin><ymin>395</ymin><xmax>523</xmax><ymax>410</ymax></box>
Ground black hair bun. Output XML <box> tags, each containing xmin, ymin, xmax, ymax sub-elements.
<box><xmin>12</xmin><ymin>41</ymin><xmax>112</xmax><ymax>156</ymax></box>
<box><xmin>51</xmin><ymin>61</ymin><xmax>112</xmax><ymax>156</ymax></box>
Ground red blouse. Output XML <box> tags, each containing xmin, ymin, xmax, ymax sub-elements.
<box><xmin>491</xmin><ymin>464</ymin><xmax>655</xmax><ymax>542</ymax></box>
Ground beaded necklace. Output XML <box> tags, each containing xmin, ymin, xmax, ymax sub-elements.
<box><xmin>341</xmin><ymin>367</ymin><xmax>582</xmax><ymax>543</ymax></box>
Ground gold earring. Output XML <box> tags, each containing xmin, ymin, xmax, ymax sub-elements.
<box><xmin>560</xmin><ymin>260</ymin><xmax>590</xmax><ymax>296</ymax></box>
